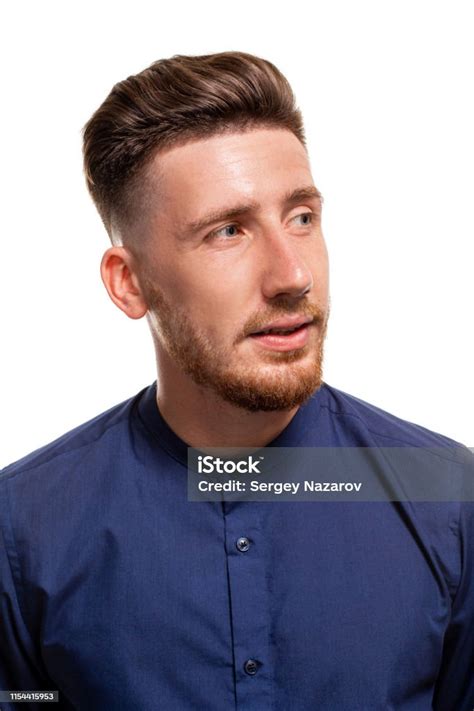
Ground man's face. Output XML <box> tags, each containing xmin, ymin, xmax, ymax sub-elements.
<box><xmin>138</xmin><ymin>127</ymin><xmax>330</xmax><ymax>411</ymax></box>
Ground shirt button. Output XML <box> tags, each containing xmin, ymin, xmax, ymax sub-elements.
<box><xmin>244</xmin><ymin>659</ymin><xmax>259</xmax><ymax>675</ymax></box>
<box><xmin>236</xmin><ymin>536</ymin><xmax>250</xmax><ymax>552</ymax></box>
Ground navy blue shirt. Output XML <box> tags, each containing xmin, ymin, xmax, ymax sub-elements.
<box><xmin>1</xmin><ymin>382</ymin><xmax>473</xmax><ymax>710</ymax></box>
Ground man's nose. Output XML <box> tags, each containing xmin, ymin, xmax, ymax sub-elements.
<box><xmin>260</xmin><ymin>230</ymin><xmax>314</xmax><ymax>300</ymax></box>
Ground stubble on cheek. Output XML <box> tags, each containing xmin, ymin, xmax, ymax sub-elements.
<box><xmin>142</xmin><ymin>277</ymin><xmax>226</xmax><ymax>382</ymax></box>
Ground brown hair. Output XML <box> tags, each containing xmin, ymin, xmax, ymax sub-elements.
<box><xmin>82</xmin><ymin>51</ymin><xmax>306</xmax><ymax>243</ymax></box>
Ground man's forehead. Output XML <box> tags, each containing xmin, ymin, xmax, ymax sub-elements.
<box><xmin>147</xmin><ymin>127</ymin><xmax>310</xmax><ymax>193</ymax></box>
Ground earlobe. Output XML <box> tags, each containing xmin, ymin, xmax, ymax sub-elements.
<box><xmin>100</xmin><ymin>246</ymin><xmax>148</xmax><ymax>320</ymax></box>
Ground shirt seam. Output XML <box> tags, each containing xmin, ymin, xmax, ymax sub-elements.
<box><xmin>0</xmin><ymin>416</ymin><xmax>130</xmax><ymax>484</ymax></box>
<box><xmin>320</xmin><ymin>403</ymin><xmax>467</xmax><ymax>466</ymax></box>
<box><xmin>320</xmin><ymin>403</ymin><xmax>463</xmax><ymax>594</ymax></box>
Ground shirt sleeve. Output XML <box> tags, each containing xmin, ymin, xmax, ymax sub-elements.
<box><xmin>433</xmin><ymin>499</ymin><xmax>474</xmax><ymax>710</ymax></box>
<box><xmin>0</xmin><ymin>478</ymin><xmax>53</xmax><ymax>709</ymax></box>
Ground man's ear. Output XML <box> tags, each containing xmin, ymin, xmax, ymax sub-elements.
<box><xmin>100</xmin><ymin>246</ymin><xmax>148</xmax><ymax>320</ymax></box>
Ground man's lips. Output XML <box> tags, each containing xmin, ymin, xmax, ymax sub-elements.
<box><xmin>248</xmin><ymin>317</ymin><xmax>315</xmax><ymax>352</ymax></box>
<box><xmin>248</xmin><ymin>315</ymin><xmax>314</xmax><ymax>336</ymax></box>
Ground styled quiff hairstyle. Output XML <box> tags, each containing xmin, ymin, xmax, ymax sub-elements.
<box><xmin>82</xmin><ymin>51</ymin><xmax>306</xmax><ymax>243</ymax></box>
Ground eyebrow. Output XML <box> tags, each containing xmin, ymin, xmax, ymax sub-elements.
<box><xmin>183</xmin><ymin>185</ymin><xmax>323</xmax><ymax>235</ymax></box>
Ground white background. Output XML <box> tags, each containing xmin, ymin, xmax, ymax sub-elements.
<box><xmin>1</xmin><ymin>1</ymin><xmax>473</xmax><ymax>467</ymax></box>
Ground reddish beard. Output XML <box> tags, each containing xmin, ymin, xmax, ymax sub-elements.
<box><xmin>144</xmin><ymin>281</ymin><xmax>329</xmax><ymax>412</ymax></box>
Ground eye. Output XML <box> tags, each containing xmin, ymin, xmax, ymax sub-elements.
<box><xmin>292</xmin><ymin>212</ymin><xmax>315</xmax><ymax>227</ymax></box>
<box><xmin>206</xmin><ymin>223</ymin><xmax>242</xmax><ymax>241</ymax></box>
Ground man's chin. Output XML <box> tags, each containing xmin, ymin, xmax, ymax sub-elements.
<box><xmin>217</xmin><ymin>386</ymin><xmax>322</xmax><ymax>412</ymax></box>
<box><xmin>207</xmin><ymin>364</ymin><xmax>324</xmax><ymax>412</ymax></box>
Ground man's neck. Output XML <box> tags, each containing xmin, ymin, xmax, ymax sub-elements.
<box><xmin>155</xmin><ymin>370</ymin><xmax>300</xmax><ymax>450</ymax></box>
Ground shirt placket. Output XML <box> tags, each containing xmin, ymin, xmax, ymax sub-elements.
<box><xmin>223</xmin><ymin>501</ymin><xmax>274</xmax><ymax>710</ymax></box>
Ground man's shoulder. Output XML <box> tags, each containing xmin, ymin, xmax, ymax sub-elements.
<box><xmin>0</xmin><ymin>385</ymin><xmax>149</xmax><ymax>484</ymax></box>
<box><xmin>321</xmin><ymin>382</ymin><xmax>467</xmax><ymax>451</ymax></box>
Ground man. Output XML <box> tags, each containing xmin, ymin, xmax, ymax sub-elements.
<box><xmin>0</xmin><ymin>51</ymin><xmax>472</xmax><ymax>710</ymax></box>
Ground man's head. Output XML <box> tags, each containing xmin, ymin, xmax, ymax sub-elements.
<box><xmin>83</xmin><ymin>52</ymin><xmax>330</xmax><ymax>412</ymax></box>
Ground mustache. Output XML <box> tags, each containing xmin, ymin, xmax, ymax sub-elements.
<box><xmin>242</xmin><ymin>300</ymin><xmax>327</xmax><ymax>339</ymax></box>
